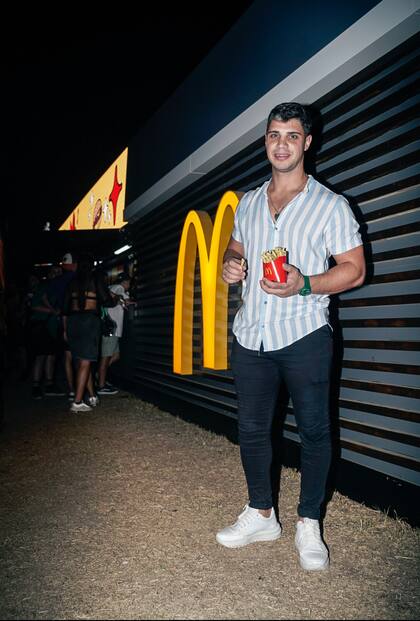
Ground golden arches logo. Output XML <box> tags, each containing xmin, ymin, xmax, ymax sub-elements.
<box><xmin>173</xmin><ymin>190</ymin><xmax>243</xmax><ymax>375</ymax></box>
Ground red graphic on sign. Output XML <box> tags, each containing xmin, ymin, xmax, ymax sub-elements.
<box><xmin>70</xmin><ymin>212</ymin><xmax>77</xmax><ymax>230</ymax></box>
<box><xmin>109</xmin><ymin>166</ymin><xmax>123</xmax><ymax>225</ymax></box>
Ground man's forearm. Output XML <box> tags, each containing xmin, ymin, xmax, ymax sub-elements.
<box><xmin>223</xmin><ymin>248</ymin><xmax>244</xmax><ymax>264</ymax></box>
<box><xmin>310</xmin><ymin>261</ymin><xmax>365</xmax><ymax>295</ymax></box>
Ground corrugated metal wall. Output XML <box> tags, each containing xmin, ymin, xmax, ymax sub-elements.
<box><xmin>118</xmin><ymin>33</ymin><xmax>420</xmax><ymax>488</ymax></box>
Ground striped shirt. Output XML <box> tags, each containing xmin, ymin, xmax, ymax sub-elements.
<box><xmin>232</xmin><ymin>175</ymin><xmax>362</xmax><ymax>351</ymax></box>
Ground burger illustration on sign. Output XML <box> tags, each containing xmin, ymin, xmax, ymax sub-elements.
<box><xmin>93</xmin><ymin>198</ymin><xmax>103</xmax><ymax>229</ymax></box>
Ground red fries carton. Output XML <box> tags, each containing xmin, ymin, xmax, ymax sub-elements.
<box><xmin>261</xmin><ymin>247</ymin><xmax>287</xmax><ymax>283</ymax></box>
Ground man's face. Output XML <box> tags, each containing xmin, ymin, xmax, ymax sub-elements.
<box><xmin>265</xmin><ymin>118</ymin><xmax>312</xmax><ymax>174</ymax></box>
<box><xmin>121</xmin><ymin>279</ymin><xmax>130</xmax><ymax>291</ymax></box>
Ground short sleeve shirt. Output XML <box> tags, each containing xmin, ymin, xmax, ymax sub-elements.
<box><xmin>231</xmin><ymin>175</ymin><xmax>362</xmax><ymax>351</ymax></box>
<box><xmin>107</xmin><ymin>285</ymin><xmax>129</xmax><ymax>337</ymax></box>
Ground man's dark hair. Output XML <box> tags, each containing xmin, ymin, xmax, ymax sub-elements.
<box><xmin>266</xmin><ymin>102</ymin><xmax>312</xmax><ymax>135</ymax></box>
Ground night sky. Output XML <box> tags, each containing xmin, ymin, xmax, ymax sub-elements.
<box><xmin>2</xmin><ymin>5</ymin><xmax>253</xmax><ymax>279</ymax></box>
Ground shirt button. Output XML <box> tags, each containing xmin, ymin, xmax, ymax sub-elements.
<box><xmin>264</xmin><ymin>301</ymin><xmax>267</xmax><ymax>305</ymax></box>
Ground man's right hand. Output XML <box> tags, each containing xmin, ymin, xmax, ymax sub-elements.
<box><xmin>222</xmin><ymin>257</ymin><xmax>247</xmax><ymax>284</ymax></box>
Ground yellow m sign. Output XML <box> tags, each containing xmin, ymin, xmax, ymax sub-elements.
<box><xmin>173</xmin><ymin>190</ymin><xmax>243</xmax><ymax>375</ymax></box>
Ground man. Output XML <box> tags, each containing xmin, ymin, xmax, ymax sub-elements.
<box><xmin>97</xmin><ymin>272</ymin><xmax>133</xmax><ymax>395</ymax></box>
<box><xmin>218</xmin><ymin>102</ymin><xmax>365</xmax><ymax>570</ymax></box>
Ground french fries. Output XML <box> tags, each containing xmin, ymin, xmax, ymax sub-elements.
<box><xmin>261</xmin><ymin>247</ymin><xmax>287</xmax><ymax>263</ymax></box>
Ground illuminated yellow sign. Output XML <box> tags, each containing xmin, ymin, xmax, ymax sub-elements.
<box><xmin>59</xmin><ymin>148</ymin><xmax>128</xmax><ymax>230</ymax></box>
<box><xmin>173</xmin><ymin>190</ymin><xmax>243</xmax><ymax>375</ymax></box>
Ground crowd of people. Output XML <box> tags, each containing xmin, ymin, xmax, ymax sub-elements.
<box><xmin>2</xmin><ymin>251</ymin><xmax>134</xmax><ymax>413</ymax></box>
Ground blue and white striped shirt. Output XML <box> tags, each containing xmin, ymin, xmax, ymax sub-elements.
<box><xmin>232</xmin><ymin>175</ymin><xmax>362</xmax><ymax>351</ymax></box>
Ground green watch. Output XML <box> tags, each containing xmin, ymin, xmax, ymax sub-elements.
<box><xmin>299</xmin><ymin>274</ymin><xmax>312</xmax><ymax>296</ymax></box>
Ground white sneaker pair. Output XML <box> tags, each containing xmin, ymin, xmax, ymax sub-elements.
<box><xmin>216</xmin><ymin>506</ymin><xmax>329</xmax><ymax>571</ymax></box>
<box><xmin>70</xmin><ymin>401</ymin><xmax>92</xmax><ymax>413</ymax></box>
<box><xmin>69</xmin><ymin>395</ymin><xmax>99</xmax><ymax>413</ymax></box>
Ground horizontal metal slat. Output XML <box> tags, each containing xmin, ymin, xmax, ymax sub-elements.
<box><xmin>341</xmin><ymin>318</ymin><xmax>420</xmax><ymax>328</ymax></box>
<box><xmin>372</xmin><ymin>244</ymin><xmax>420</xmax><ymax>262</ymax></box>
<box><xmin>338</xmin><ymin>398</ymin><xmax>419</xmax><ymax>423</ymax></box>
<box><xmin>342</xmin><ymin>359</ymin><xmax>420</xmax><ymax>375</ymax></box>
<box><xmin>321</xmin><ymin>132</ymin><xmax>420</xmax><ymax>181</ymax></box>
<box><xmin>364</xmin><ymin>198</ymin><xmax>419</xmax><ymax>224</ymax></box>
<box><xmin>339</xmin><ymin>418</ymin><xmax>420</xmax><ymax>448</ymax></box>
<box><xmin>283</xmin><ymin>422</ymin><xmax>420</xmax><ymax>473</ymax></box>
<box><xmin>368</xmin><ymin>220</ymin><xmax>420</xmax><ymax>243</ymax></box>
<box><xmin>343</xmin><ymin>339</ymin><xmax>420</xmax><ymax>350</ymax></box>
<box><xmin>369</xmin><ymin>269</ymin><xmax>420</xmax><ymax>284</ymax></box>
<box><xmin>321</xmin><ymin>51</ymin><xmax>420</xmax><ymax>123</ymax></box>
<box><xmin>350</xmin><ymin>172</ymin><xmax>419</xmax><ymax>204</ymax></box>
<box><xmin>342</xmin><ymin>326</ymin><xmax>420</xmax><ymax>340</ymax></box>
<box><xmin>340</xmin><ymin>296</ymin><xmax>420</xmax><ymax>309</ymax></box>
<box><xmin>340</xmin><ymin>439</ymin><xmax>420</xmax><ymax>473</ymax></box>
<box><xmin>321</xmin><ymin>79</ymin><xmax>420</xmax><ymax>143</ymax></box>
<box><xmin>132</xmin><ymin>376</ymin><xmax>238</xmax><ymax>419</ymax></box>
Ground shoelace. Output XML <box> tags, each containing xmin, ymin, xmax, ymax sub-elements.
<box><xmin>233</xmin><ymin>506</ymin><xmax>266</xmax><ymax>531</ymax></box>
<box><xmin>299</xmin><ymin>521</ymin><xmax>322</xmax><ymax>546</ymax></box>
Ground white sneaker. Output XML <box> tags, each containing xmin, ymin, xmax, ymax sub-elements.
<box><xmin>216</xmin><ymin>504</ymin><xmax>282</xmax><ymax>548</ymax></box>
<box><xmin>70</xmin><ymin>401</ymin><xmax>92</xmax><ymax>413</ymax></box>
<box><xmin>88</xmin><ymin>395</ymin><xmax>99</xmax><ymax>407</ymax></box>
<box><xmin>295</xmin><ymin>518</ymin><xmax>329</xmax><ymax>570</ymax></box>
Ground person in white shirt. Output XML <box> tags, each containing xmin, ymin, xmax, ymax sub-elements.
<box><xmin>97</xmin><ymin>272</ymin><xmax>133</xmax><ymax>395</ymax></box>
<box><xmin>217</xmin><ymin>102</ymin><xmax>366</xmax><ymax>571</ymax></box>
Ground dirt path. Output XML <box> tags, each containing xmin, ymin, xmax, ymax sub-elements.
<box><xmin>0</xmin><ymin>382</ymin><xmax>419</xmax><ymax>620</ymax></box>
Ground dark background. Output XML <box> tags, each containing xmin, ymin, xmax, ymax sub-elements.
<box><xmin>1</xmin><ymin>5</ymin><xmax>254</xmax><ymax>280</ymax></box>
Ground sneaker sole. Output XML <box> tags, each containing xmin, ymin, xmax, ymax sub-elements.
<box><xmin>296</xmin><ymin>548</ymin><xmax>330</xmax><ymax>571</ymax></box>
<box><xmin>216</xmin><ymin>525</ymin><xmax>282</xmax><ymax>548</ymax></box>
<box><xmin>70</xmin><ymin>406</ymin><xmax>92</xmax><ymax>413</ymax></box>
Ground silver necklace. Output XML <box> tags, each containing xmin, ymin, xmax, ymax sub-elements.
<box><xmin>267</xmin><ymin>195</ymin><xmax>284</xmax><ymax>222</ymax></box>
<box><xmin>268</xmin><ymin>196</ymin><xmax>283</xmax><ymax>221</ymax></box>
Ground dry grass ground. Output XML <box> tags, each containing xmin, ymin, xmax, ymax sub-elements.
<box><xmin>0</xmin><ymin>387</ymin><xmax>419</xmax><ymax>620</ymax></box>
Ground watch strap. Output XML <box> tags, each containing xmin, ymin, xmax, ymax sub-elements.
<box><xmin>299</xmin><ymin>274</ymin><xmax>311</xmax><ymax>296</ymax></box>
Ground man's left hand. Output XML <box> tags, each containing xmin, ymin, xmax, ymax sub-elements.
<box><xmin>259</xmin><ymin>263</ymin><xmax>304</xmax><ymax>297</ymax></box>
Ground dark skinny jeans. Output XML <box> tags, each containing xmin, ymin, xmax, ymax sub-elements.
<box><xmin>230</xmin><ymin>325</ymin><xmax>333</xmax><ymax>520</ymax></box>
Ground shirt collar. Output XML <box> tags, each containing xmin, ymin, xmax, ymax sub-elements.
<box><xmin>263</xmin><ymin>174</ymin><xmax>312</xmax><ymax>196</ymax></box>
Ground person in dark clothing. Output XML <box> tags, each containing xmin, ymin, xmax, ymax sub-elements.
<box><xmin>28</xmin><ymin>272</ymin><xmax>62</xmax><ymax>399</ymax></box>
<box><xmin>48</xmin><ymin>253</ymin><xmax>78</xmax><ymax>399</ymax></box>
<box><xmin>63</xmin><ymin>253</ymin><xmax>115</xmax><ymax>413</ymax></box>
